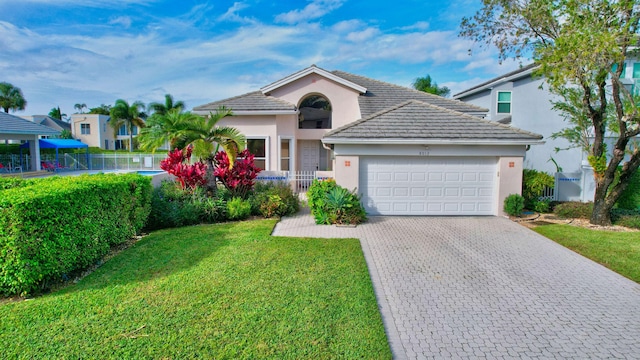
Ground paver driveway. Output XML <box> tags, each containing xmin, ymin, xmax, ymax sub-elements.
<box><xmin>272</xmin><ymin>212</ymin><xmax>640</xmax><ymax>359</ymax></box>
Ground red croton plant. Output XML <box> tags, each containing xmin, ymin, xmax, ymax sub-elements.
<box><xmin>214</xmin><ymin>149</ymin><xmax>261</xmax><ymax>198</ymax></box>
<box><xmin>160</xmin><ymin>146</ymin><xmax>207</xmax><ymax>191</ymax></box>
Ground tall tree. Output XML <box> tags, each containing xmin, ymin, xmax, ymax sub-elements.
<box><xmin>88</xmin><ymin>104</ymin><xmax>111</xmax><ymax>115</ymax></box>
<box><xmin>148</xmin><ymin>94</ymin><xmax>185</xmax><ymax>116</ymax></box>
<box><xmin>0</xmin><ymin>82</ymin><xmax>27</xmax><ymax>113</ymax></box>
<box><xmin>412</xmin><ymin>75</ymin><xmax>450</xmax><ymax>97</ymax></box>
<box><xmin>138</xmin><ymin>106</ymin><xmax>245</xmax><ymax>192</ymax></box>
<box><xmin>48</xmin><ymin>106</ymin><xmax>66</xmax><ymax>120</ymax></box>
<box><xmin>74</xmin><ymin>103</ymin><xmax>87</xmax><ymax>114</ymax></box>
<box><xmin>460</xmin><ymin>0</ymin><xmax>640</xmax><ymax>226</ymax></box>
<box><xmin>109</xmin><ymin>99</ymin><xmax>147</xmax><ymax>152</ymax></box>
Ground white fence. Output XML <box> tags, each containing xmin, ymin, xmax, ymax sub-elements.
<box><xmin>257</xmin><ymin>171</ymin><xmax>334</xmax><ymax>193</ymax></box>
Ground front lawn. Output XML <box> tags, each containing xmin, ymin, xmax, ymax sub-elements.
<box><xmin>534</xmin><ymin>224</ymin><xmax>640</xmax><ymax>282</ymax></box>
<box><xmin>0</xmin><ymin>220</ymin><xmax>390</xmax><ymax>359</ymax></box>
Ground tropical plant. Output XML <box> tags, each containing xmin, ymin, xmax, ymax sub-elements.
<box><xmin>149</xmin><ymin>94</ymin><xmax>185</xmax><ymax>116</ymax></box>
<box><xmin>226</xmin><ymin>197</ymin><xmax>252</xmax><ymax>220</ymax></box>
<box><xmin>48</xmin><ymin>106</ymin><xmax>66</xmax><ymax>120</ymax></box>
<box><xmin>0</xmin><ymin>82</ymin><xmax>27</xmax><ymax>113</ymax></box>
<box><xmin>138</xmin><ymin>109</ymin><xmax>202</xmax><ymax>151</ymax></box>
<box><xmin>74</xmin><ymin>103</ymin><xmax>87</xmax><ymax>114</ymax></box>
<box><xmin>109</xmin><ymin>99</ymin><xmax>146</xmax><ymax>152</ymax></box>
<box><xmin>522</xmin><ymin>169</ymin><xmax>554</xmax><ymax>209</ymax></box>
<box><xmin>159</xmin><ymin>146</ymin><xmax>207</xmax><ymax>191</ymax></box>
<box><xmin>307</xmin><ymin>179</ymin><xmax>366</xmax><ymax>225</ymax></box>
<box><xmin>88</xmin><ymin>104</ymin><xmax>111</xmax><ymax>115</ymax></box>
<box><xmin>460</xmin><ymin>0</ymin><xmax>640</xmax><ymax>225</ymax></box>
<box><xmin>58</xmin><ymin>129</ymin><xmax>73</xmax><ymax>139</ymax></box>
<box><xmin>412</xmin><ymin>75</ymin><xmax>450</xmax><ymax>97</ymax></box>
<box><xmin>214</xmin><ymin>149</ymin><xmax>261</xmax><ymax>199</ymax></box>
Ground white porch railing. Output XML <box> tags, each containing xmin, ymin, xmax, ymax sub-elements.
<box><xmin>257</xmin><ymin>171</ymin><xmax>335</xmax><ymax>193</ymax></box>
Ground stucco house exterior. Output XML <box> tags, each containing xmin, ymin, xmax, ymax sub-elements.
<box><xmin>194</xmin><ymin>65</ymin><xmax>543</xmax><ymax>216</ymax></box>
<box><xmin>20</xmin><ymin>115</ymin><xmax>71</xmax><ymax>137</ymax></box>
<box><xmin>70</xmin><ymin>114</ymin><xmax>141</xmax><ymax>150</ymax></box>
<box><xmin>454</xmin><ymin>61</ymin><xmax>640</xmax><ymax>174</ymax></box>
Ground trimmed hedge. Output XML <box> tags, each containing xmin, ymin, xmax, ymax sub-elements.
<box><xmin>0</xmin><ymin>174</ymin><xmax>151</xmax><ymax>296</ymax></box>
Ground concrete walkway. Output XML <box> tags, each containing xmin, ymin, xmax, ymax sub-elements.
<box><xmin>272</xmin><ymin>209</ymin><xmax>640</xmax><ymax>359</ymax></box>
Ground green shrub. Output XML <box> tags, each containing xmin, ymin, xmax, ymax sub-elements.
<box><xmin>0</xmin><ymin>174</ymin><xmax>151</xmax><ymax>296</ymax></box>
<box><xmin>611</xmin><ymin>208</ymin><xmax>640</xmax><ymax>229</ymax></box>
<box><xmin>250</xmin><ymin>182</ymin><xmax>300</xmax><ymax>218</ymax></box>
<box><xmin>308</xmin><ymin>179</ymin><xmax>366</xmax><ymax>225</ymax></box>
<box><xmin>503</xmin><ymin>194</ymin><xmax>525</xmax><ymax>216</ymax></box>
<box><xmin>616</xmin><ymin>169</ymin><xmax>640</xmax><ymax>210</ymax></box>
<box><xmin>0</xmin><ymin>177</ymin><xmax>28</xmax><ymax>190</ymax></box>
<box><xmin>227</xmin><ymin>197</ymin><xmax>252</xmax><ymax>220</ymax></box>
<box><xmin>522</xmin><ymin>169</ymin><xmax>554</xmax><ymax>209</ymax></box>
<box><xmin>553</xmin><ymin>201</ymin><xmax>593</xmax><ymax>219</ymax></box>
<box><xmin>531</xmin><ymin>198</ymin><xmax>552</xmax><ymax>213</ymax></box>
<box><xmin>146</xmin><ymin>181</ymin><xmax>228</xmax><ymax>230</ymax></box>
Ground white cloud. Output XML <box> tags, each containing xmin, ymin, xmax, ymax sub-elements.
<box><xmin>275</xmin><ymin>0</ymin><xmax>344</xmax><ymax>24</ymax></box>
<box><xmin>331</xmin><ymin>19</ymin><xmax>365</xmax><ymax>33</ymax></box>
<box><xmin>346</xmin><ymin>27</ymin><xmax>379</xmax><ymax>42</ymax></box>
<box><xmin>218</xmin><ymin>2</ymin><xmax>254</xmax><ymax>23</ymax></box>
<box><xmin>400</xmin><ymin>21</ymin><xmax>430</xmax><ymax>31</ymax></box>
<box><xmin>109</xmin><ymin>16</ymin><xmax>132</xmax><ymax>29</ymax></box>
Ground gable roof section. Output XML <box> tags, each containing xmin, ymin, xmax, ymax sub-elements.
<box><xmin>331</xmin><ymin>70</ymin><xmax>489</xmax><ymax>117</ymax></box>
<box><xmin>0</xmin><ymin>112</ymin><xmax>60</xmax><ymax>136</ymax></box>
<box><xmin>192</xmin><ymin>91</ymin><xmax>297</xmax><ymax>115</ymax></box>
<box><xmin>453</xmin><ymin>63</ymin><xmax>539</xmax><ymax>99</ymax></box>
<box><xmin>323</xmin><ymin>100</ymin><xmax>542</xmax><ymax>145</ymax></box>
<box><xmin>27</xmin><ymin>115</ymin><xmax>71</xmax><ymax>132</ymax></box>
<box><xmin>261</xmin><ymin>65</ymin><xmax>367</xmax><ymax>94</ymax></box>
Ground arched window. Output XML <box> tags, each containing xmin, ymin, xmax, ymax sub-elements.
<box><xmin>298</xmin><ymin>94</ymin><xmax>332</xmax><ymax>129</ymax></box>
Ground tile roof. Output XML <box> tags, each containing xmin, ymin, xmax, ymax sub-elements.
<box><xmin>331</xmin><ymin>70</ymin><xmax>489</xmax><ymax>116</ymax></box>
<box><xmin>192</xmin><ymin>91</ymin><xmax>296</xmax><ymax>112</ymax></box>
<box><xmin>0</xmin><ymin>112</ymin><xmax>60</xmax><ymax>136</ymax></box>
<box><xmin>27</xmin><ymin>115</ymin><xmax>71</xmax><ymax>132</ymax></box>
<box><xmin>324</xmin><ymin>100</ymin><xmax>542</xmax><ymax>142</ymax></box>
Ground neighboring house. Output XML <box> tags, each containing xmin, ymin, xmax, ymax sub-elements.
<box><xmin>0</xmin><ymin>112</ymin><xmax>60</xmax><ymax>171</ymax></box>
<box><xmin>70</xmin><ymin>114</ymin><xmax>140</xmax><ymax>150</ymax></box>
<box><xmin>194</xmin><ymin>65</ymin><xmax>542</xmax><ymax>216</ymax></box>
<box><xmin>453</xmin><ymin>61</ymin><xmax>640</xmax><ymax>174</ymax></box>
<box><xmin>20</xmin><ymin>115</ymin><xmax>71</xmax><ymax>138</ymax></box>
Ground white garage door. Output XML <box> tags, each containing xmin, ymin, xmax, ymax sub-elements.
<box><xmin>360</xmin><ymin>156</ymin><xmax>496</xmax><ymax>215</ymax></box>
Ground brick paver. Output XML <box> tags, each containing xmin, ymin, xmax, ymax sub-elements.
<box><xmin>272</xmin><ymin>210</ymin><xmax>640</xmax><ymax>359</ymax></box>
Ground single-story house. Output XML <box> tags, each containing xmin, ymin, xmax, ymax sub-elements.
<box><xmin>0</xmin><ymin>112</ymin><xmax>60</xmax><ymax>171</ymax></box>
<box><xmin>194</xmin><ymin>65</ymin><xmax>543</xmax><ymax>216</ymax></box>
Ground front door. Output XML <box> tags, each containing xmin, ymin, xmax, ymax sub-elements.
<box><xmin>300</xmin><ymin>140</ymin><xmax>319</xmax><ymax>171</ymax></box>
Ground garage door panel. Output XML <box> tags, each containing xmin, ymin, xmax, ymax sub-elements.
<box><xmin>360</xmin><ymin>156</ymin><xmax>496</xmax><ymax>215</ymax></box>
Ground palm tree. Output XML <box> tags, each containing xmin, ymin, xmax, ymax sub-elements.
<box><xmin>0</xmin><ymin>82</ymin><xmax>27</xmax><ymax>113</ymax></box>
<box><xmin>109</xmin><ymin>99</ymin><xmax>147</xmax><ymax>152</ymax></box>
<box><xmin>48</xmin><ymin>106</ymin><xmax>67</xmax><ymax>120</ymax></box>
<box><xmin>148</xmin><ymin>94</ymin><xmax>185</xmax><ymax>116</ymax></box>
<box><xmin>74</xmin><ymin>103</ymin><xmax>87</xmax><ymax>113</ymax></box>
<box><xmin>138</xmin><ymin>106</ymin><xmax>245</xmax><ymax>192</ymax></box>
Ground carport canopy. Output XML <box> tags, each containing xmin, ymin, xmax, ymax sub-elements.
<box><xmin>20</xmin><ymin>139</ymin><xmax>89</xmax><ymax>170</ymax></box>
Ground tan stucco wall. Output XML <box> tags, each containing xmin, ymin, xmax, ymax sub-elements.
<box><xmin>497</xmin><ymin>157</ymin><xmax>524</xmax><ymax>216</ymax></box>
<box><xmin>218</xmin><ymin>115</ymin><xmax>279</xmax><ymax>170</ymax></box>
<box><xmin>269</xmin><ymin>73</ymin><xmax>362</xmax><ymax>130</ymax></box>
<box><xmin>70</xmin><ymin>114</ymin><xmax>113</xmax><ymax>149</ymax></box>
<box><xmin>334</xmin><ymin>155</ymin><xmax>360</xmax><ymax>191</ymax></box>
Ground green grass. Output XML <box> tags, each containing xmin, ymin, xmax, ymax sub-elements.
<box><xmin>0</xmin><ymin>220</ymin><xmax>390</xmax><ymax>359</ymax></box>
<box><xmin>534</xmin><ymin>224</ymin><xmax>640</xmax><ymax>282</ymax></box>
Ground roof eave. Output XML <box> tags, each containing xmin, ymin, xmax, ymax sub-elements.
<box><xmin>453</xmin><ymin>65</ymin><xmax>540</xmax><ymax>99</ymax></box>
<box><xmin>260</xmin><ymin>66</ymin><xmax>367</xmax><ymax>94</ymax></box>
<box><xmin>193</xmin><ymin>110</ymin><xmax>298</xmax><ymax>116</ymax></box>
<box><xmin>322</xmin><ymin>138</ymin><xmax>544</xmax><ymax>146</ymax></box>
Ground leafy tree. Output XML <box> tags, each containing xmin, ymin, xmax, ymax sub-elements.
<box><xmin>58</xmin><ymin>129</ymin><xmax>73</xmax><ymax>139</ymax></box>
<box><xmin>412</xmin><ymin>75</ymin><xmax>450</xmax><ymax>97</ymax></box>
<box><xmin>88</xmin><ymin>104</ymin><xmax>111</xmax><ymax>115</ymax></box>
<box><xmin>138</xmin><ymin>106</ymin><xmax>245</xmax><ymax>192</ymax></box>
<box><xmin>460</xmin><ymin>0</ymin><xmax>640</xmax><ymax>225</ymax></box>
<box><xmin>109</xmin><ymin>99</ymin><xmax>146</xmax><ymax>152</ymax></box>
<box><xmin>48</xmin><ymin>106</ymin><xmax>66</xmax><ymax>120</ymax></box>
<box><xmin>149</xmin><ymin>94</ymin><xmax>185</xmax><ymax>116</ymax></box>
<box><xmin>74</xmin><ymin>103</ymin><xmax>87</xmax><ymax>114</ymax></box>
<box><xmin>0</xmin><ymin>82</ymin><xmax>27</xmax><ymax>113</ymax></box>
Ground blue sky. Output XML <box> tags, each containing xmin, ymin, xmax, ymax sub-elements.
<box><xmin>0</xmin><ymin>0</ymin><xmax>526</xmax><ymax>116</ymax></box>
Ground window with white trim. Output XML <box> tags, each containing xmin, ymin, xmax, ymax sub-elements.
<box><xmin>496</xmin><ymin>91</ymin><xmax>512</xmax><ymax>114</ymax></box>
<box><xmin>280</xmin><ymin>139</ymin><xmax>291</xmax><ymax>171</ymax></box>
<box><xmin>81</xmin><ymin>123</ymin><xmax>91</xmax><ymax>135</ymax></box>
<box><xmin>247</xmin><ymin>138</ymin><xmax>267</xmax><ymax>170</ymax></box>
